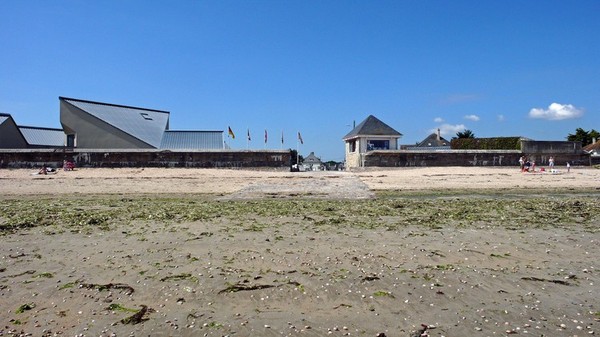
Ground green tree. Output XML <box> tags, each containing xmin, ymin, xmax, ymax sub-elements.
<box><xmin>455</xmin><ymin>129</ymin><xmax>475</xmax><ymax>139</ymax></box>
<box><xmin>567</xmin><ymin>128</ymin><xmax>600</xmax><ymax>147</ymax></box>
<box><xmin>290</xmin><ymin>149</ymin><xmax>304</xmax><ymax>166</ymax></box>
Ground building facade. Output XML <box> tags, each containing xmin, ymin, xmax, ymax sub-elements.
<box><xmin>342</xmin><ymin>115</ymin><xmax>402</xmax><ymax>168</ymax></box>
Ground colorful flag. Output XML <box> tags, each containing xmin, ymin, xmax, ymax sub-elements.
<box><xmin>298</xmin><ymin>131</ymin><xmax>303</xmax><ymax>144</ymax></box>
<box><xmin>264</xmin><ymin>129</ymin><xmax>268</xmax><ymax>144</ymax></box>
<box><xmin>247</xmin><ymin>129</ymin><xmax>251</xmax><ymax>141</ymax></box>
<box><xmin>228</xmin><ymin>126</ymin><xmax>235</xmax><ymax>139</ymax></box>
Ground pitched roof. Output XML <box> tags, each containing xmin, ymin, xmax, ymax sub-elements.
<box><xmin>303</xmin><ymin>151</ymin><xmax>322</xmax><ymax>164</ymax></box>
<box><xmin>0</xmin><ymin>114</ymin><xmax>10</xmax><ymax>125</ymax></box>
<box><xmin>417</xmin><ymin>133</ymin><xmax>450</xmax><ymax>147</ymax></box>
<box><xmin>583</xmin><ymin>141</ymin><xmax>600</xmax><ymax>152</ymax></box>
<box><xmin>19</xmin><ymin>126</ymin><xmax>65</xmax><ymax>146</ymax></box>
<box><xmin>60</xmin><ymin>97</ymin><xmax>169</xmax><ymax>148</ymax></box>
<box><xmin>343</xmin><ymin>115</ymin><xmax>402</xmax><ymax>140</ymax></box>
<box><xmin>160</xmin><ymin>130</ymin><xmax>223</xmax><ymax>150</ymax></box>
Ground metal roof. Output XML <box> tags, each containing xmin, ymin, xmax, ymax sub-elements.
<box><xmin>160</xmin><ymin>131</ymin><xmax>223</xmax><ymax>150</ymax></box>
<box><xmin>343</xmin><ymin>115</ymin><xmax>402</xmax><ymax>140</ymax></box>
<box><xmin>19</xmin><ymin>126</ymin><xmax>65</xmax><ymax>146</ymax></box>
<box><xmin>61</xmin><ymin>97</ymin><xmax>169</xmax><ymax>148</ymax></box>
<box><xmin>0</xmin><ymin>115</ymin><xmax>9</xmax><ymax>125</ymax></box>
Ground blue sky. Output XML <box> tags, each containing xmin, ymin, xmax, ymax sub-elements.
<box><xmin>1</xmin><ymin>1</ymin><xmax>598</xmax><ymax>161</ymax></box>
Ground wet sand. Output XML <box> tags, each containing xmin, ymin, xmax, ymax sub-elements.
<box><xmin>1</xmin><ymin>167</ymin><xmax>598</xmax><ymax>336</ymax></box>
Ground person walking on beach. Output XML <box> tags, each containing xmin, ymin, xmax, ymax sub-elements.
<box><xmin>567</xmin><ymin>161</ymin><xmax>571</xmax><ymax>173</ymax></box>
<box><xmin>519</xmin><ymin>156</ymin><xmax>525</xmax><ymax>171</ymax></box>
<box><xmin>549</xmin><ymin>156</ymin><xmax>555</xmax><ymax>169</ymax></box>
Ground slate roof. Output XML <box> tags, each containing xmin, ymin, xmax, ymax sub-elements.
<box><xmin>417</xmin><ymin>133</ymin><xmax>450</xmax><ymax>147</ymax></box>
<box><xmin>60</xmin><ymin>97</ymin><xmax>170</xmax><ymax>148</ymax></box>
<box><xmin>160</xmin><ymin>130</ymin><xmax>223</xmax><ymax>150</ymax></box>
<box><xmin>303</xmin><ymin>152</ymin><xmax>322</xmax><ymax>164</ymax></box>
<box><xmin>19</xmin><ymin>126</ymin><xmax>65</xmax><ymax>146</ymax></box>
<box><xmin>343</xmin><ymin>115</ymin><xmax>402</xmax><ymax>140</ymax></box>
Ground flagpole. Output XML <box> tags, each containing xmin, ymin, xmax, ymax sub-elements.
<box><xmin>296</xmin><ymin>131</ymin><xmax>300</xmax><ymax>165</ymax></box>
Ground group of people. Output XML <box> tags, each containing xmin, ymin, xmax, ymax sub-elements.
<box><xmin>519</xmin><ymin>156</ymin><xmax>535</xmax><ymax>172</ymax></box>
<box><xmin>37</xmin><ymin>160</ymin><xmax>75</xmax><ymax>175</ymax></box>
<box><xmin>519</xmin><ymin>155</ymin><xmax>570</xmax><ymax>173</ymax></box>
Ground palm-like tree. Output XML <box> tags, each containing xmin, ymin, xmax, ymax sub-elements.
<box><xmin>455</xmin><ymin>129</ymin><xmax>475</xmax><ymax>139</ymax></box>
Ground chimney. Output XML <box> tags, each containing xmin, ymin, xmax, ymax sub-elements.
<box><xmin>436</xmin><ymin>128</ymin><xmax>441</xmax><ymax>141</ymax></box>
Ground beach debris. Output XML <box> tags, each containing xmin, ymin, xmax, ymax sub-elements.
<box><xmin>333</xmin><ymin>303</ymin><xmax>353</xmax><ymax>309</ymax></box>
<box><xmin>409</xmin><ymin>324</ymin><xmax>429</xmax><ymax>337</ymax></box>
<box><xmin>8</xmin><ymin>252</ymin><xmax>27</xmax><ymax>258</ymax></box>
<box><xmin>15</xmin><ymin>303</ymin><xmax>36</xmax><ymax>314</ymax></box>
<box><xmin>521</xmin><ymin>276</ymin><xmax>572</xmax><ymax>286</ymax></box>
<box><xmin>119</xmin><ymin>305</ymin><xmax>152</xmax><ymax>325</ymax></box>
<box><xmin>219</xmin><ymin>282</ymin><xmax>276</xmax><ymax>294</ymax></box>
<box><xmin>8</xmin><ymin>270</ymin><xmax>36</xmax><ymax>278</ymax></box>
<box><xmin>160</xmin><ymin>273</ymin><xmax>193</xmax><ymax>282</ymax></box>
<box><xmin>219</xmin><ymin>280</ymin><xmax>302</xmax><ymax>294</ymax></box>
<box><xmin>107</xmin><ymin>303</ymin><xmax>139</xmax><ymax>313</ymax></box>
<box><xmin>362</xmin><ymin>275</ymin><xmax>381</xmax><ymax>282</ymax></box>
<box><xmin>80</xmin><ymin>282</ymin><xmax>135</xmax><ymax>295</ymax></box>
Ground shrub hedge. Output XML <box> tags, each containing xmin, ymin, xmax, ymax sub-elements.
<box><xmin>450</xmin><ymin>137</ymin><xmax>521</xmax><ymax>150</ymax></box>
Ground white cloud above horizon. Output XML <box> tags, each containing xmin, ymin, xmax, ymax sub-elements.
<box><xmin>433</xmin><ymin>117</ymin><xmax>444</xmax><ymax>123</ymax></box>
<box><xmin>529</xmin><ymin>103</ymin><xmax>583</xmax><ymax>120</ymax></box>
<box><xmin>464</xmin><ymin>114</ymin><xmax>480</xmax><ymax>121</ymax></box>
<box><xmin>497</xmin><ymin>114</ymin><xmax>505</xmax><ymax>122</ymax></box>
<box><xmin>431</xmin><ymin>124</ymin><xmax>467</xmax><ymax>137</ymax></box>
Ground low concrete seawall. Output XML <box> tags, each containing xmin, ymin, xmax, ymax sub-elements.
<box><xmin>0</xmin><ymin>149</ymin><xmax>291</xmax><ymax>168</ymax></box>
<box><xmin>363</xmin><ymin>150</ymin><xmax>594</xmax><ymax>167</ymax></box>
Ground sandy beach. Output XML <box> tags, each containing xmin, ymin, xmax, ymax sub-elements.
<box><xmin>1</xmin><ymin>167</ymin><xmax>599</xmax><ymax>337</ymax></box>
<box><xmin>1</xmin><ymin>166</ymin><xmax>599</xmax><ymax>196</ymax></box>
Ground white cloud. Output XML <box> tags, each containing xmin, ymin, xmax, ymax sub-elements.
<box><xmin>433</xmin><ymin>117</ymin><xmax>444</xmax><ymax>123</ymax></box>
<box><xmin>464</xmin><ymin>114</ymin><xmax>480</xmax><ymax>122</ymax></box>
<box><xmin>497</xmin><ymin>114</ymin><xmax>505</xmax><ymax>122</ymax></box>
<box><xmin>529</xmin><ymin>103</ymin><xmax>583</xmax><ymax>120</ymax></box>
<box><xmin>431</xmin><ymin>124</ymin><xmax>467</xmax><ymax>137</ymax></box>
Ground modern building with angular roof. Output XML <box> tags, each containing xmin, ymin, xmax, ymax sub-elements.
<box><xmin>342</xmin><ymin>115</ymin><xmax>402</xmax><ymax>168</ymax></box>
<box><xmin>60</xmin><ymin>97</ymin><xmax>171</xmax><ymax>149</ymax></box>
<box><xmin>59</xmin><ymin>97</ymin><xmax>223</xmax><ymax>150</ymax></box>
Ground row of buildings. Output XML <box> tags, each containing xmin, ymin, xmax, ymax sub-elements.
<box><xmin>341</xmin><ymin>114</ymin><xmax>598</xmax><ymax>168</ymax></box>
<box><xmin>1</xmin><ymin>97</ymin><xmax>223</xmax><ymax>151</ymax></box>
<box><xmin>1</xmin><ymin>96</ymin><xmax>597</xmax><ymax>168</ymax></box>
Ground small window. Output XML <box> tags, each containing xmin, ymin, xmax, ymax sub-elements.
<box><xmin>140</xmin><ymin>113</ymin><xmax>153</xmax><ymax>120</ymax></box>
<box><xmin>367</xmin><ymin>140</ymin><xmax>389</xmax><ymax>151</ymax></box>
<box><xmin>349</xmin><ymin>140</ymin><xmax>356</xmax><ymax>152</ymax></box>
<box><xmin>66</xmin><ymin>134</ymin><xmax>76</xmax><ymax>147</ymax></box>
